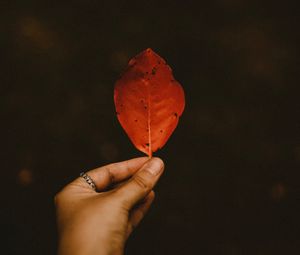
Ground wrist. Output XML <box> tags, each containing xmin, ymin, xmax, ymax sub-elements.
<box><xmin>58</xmin><ymin>231</ymin><xmax>124</xmax><ymax>255</ymax></box>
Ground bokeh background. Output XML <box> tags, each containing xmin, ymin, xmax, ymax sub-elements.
<box><xmin>1</xmin><ymin>0</ymin><xmax>300</xmax><ymax>254</ymax></box>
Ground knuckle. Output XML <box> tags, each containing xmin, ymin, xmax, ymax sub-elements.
<box><xmin>104</xmin><ymin>167</ymin><xmax>114</xmax><ymax>183</ymax></box>
<box><xmin>132</xmin><ymin>175</ymin><xmax>151</xmax><ymax>190</ymax></box>
<box><xmin>54</xmin><ymin>194</ymin><xmax>59</xmax><ymax>206</ymax></box>
<box><xmin>54</xmin><ymin>192</ymin><xmax>63</xmax><ymax>206</ymax></box>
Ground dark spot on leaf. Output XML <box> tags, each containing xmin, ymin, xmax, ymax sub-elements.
<box><xmin>144</xmin><ymin>106</ymin><xmax>147</xmax><ymax>110</ymax></box>
<box><xmin>140</xmin><ymin>99</ymin><xmax>144</xmax><ymax>103</ymax></box>
<box><xmin>134</xmin><ymin>119</ymin><xmax>138</xmax><ymax>122</ymax></box>
<box><xmin>120</xmin><ymin>104</ymin><xmax>124</xmax><ymax>107</ymax></box>
<box><xmin>171</xmin><ymin>79</ymin><xmax>175</xmax><ymax>82</ymax></box>
<box><xmin>145</xmin><ymin>71</ymin><xmax>149</xmax><ymax>74</ymax></box>
<box><xmin>160</xmin><ymin>130</ymin><xmax>163</xmax><ymax>133</ymax></box>
<box><xmin>151</xmin><ymin>67</ymin><xmax>157</xmax><ymax>75</ymax></box>
<box><xmin>174</xmin><ymin>113</ymin><xmax>178</xmax><ymax>117</ymax></box>
<box><xmin>146</xmin><ymin>143</ymin><xmax>149</xmax><ymax>147</ymax></box>
<box><xmin>116</xmin><ymin>112</ymin><xmax>120</xmax><ymax>115</ymax></box>
<box><xmin>158</xmin><ymin>61</ymin><xmax>161</xmax><ymax>64</ymax></box>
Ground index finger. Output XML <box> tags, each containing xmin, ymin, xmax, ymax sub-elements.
<box><xmin>85</xmin><ymin>157</ymin><xmax>149</xmax><ymax>191</ymax></box>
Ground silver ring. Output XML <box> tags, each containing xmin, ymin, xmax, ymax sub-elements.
<box><xmin>80</xmin><ymin>172</ymin><xmax>96</xmax><ymax>191</ymax></box>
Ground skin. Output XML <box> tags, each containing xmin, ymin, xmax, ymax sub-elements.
<box><xmin>55</xmin><ymin>157</ymin><xmax>164</xmax><ymax>255</ymax></box>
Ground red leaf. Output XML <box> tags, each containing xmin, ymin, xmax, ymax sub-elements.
<box><xmin>114</xmin><ymin>48</ymin><xmax>185</xmax><ymax>157</ymax></box>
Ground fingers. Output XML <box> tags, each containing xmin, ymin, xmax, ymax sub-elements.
<box><xmin>127</xmin><ymin>191</ymin><xmax>155</xmax><ymax>238</ymax></box>
<box><xmin>74</xmin><ymin>157</ymin><xmax>149</xmax><ymax>191</ymax></box>
<box><xmin>114</xmin><ymin>157</ymin><xmax>164</xmax><ymax>210</ymax></box>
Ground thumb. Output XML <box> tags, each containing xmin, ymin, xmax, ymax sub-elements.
<box><xmin>114</xmin><ymin>157</ymin><xmax>164</xmax><ymax>210</ymax></box>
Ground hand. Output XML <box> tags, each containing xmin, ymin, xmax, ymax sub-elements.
<box><xmin>55</xmin><ymin>157</ymin><xmax>164</xmax><ymax>255</ymax></box>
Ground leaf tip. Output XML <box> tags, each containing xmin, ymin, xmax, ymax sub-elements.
<box><xmin>145</xmin><ymin>48</ymin><xmax>154</xmax><ymax>53</ymax></box>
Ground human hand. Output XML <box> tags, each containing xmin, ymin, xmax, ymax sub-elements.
<box><xmin>55</xmin><ymin>157</ymin><xmax>164</xmax><ymax>255</ymax></box>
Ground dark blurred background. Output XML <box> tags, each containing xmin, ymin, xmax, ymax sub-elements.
<box><xmin>1</xmin><ymin>0</ymin><xmax>300</xmax><ymax>254</ymax></box>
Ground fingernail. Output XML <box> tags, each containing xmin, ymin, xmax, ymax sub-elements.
<box><xmin>144</xmin><ymin>158</ymin><xmax>164</xmax><ymax>176</ymax></box>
